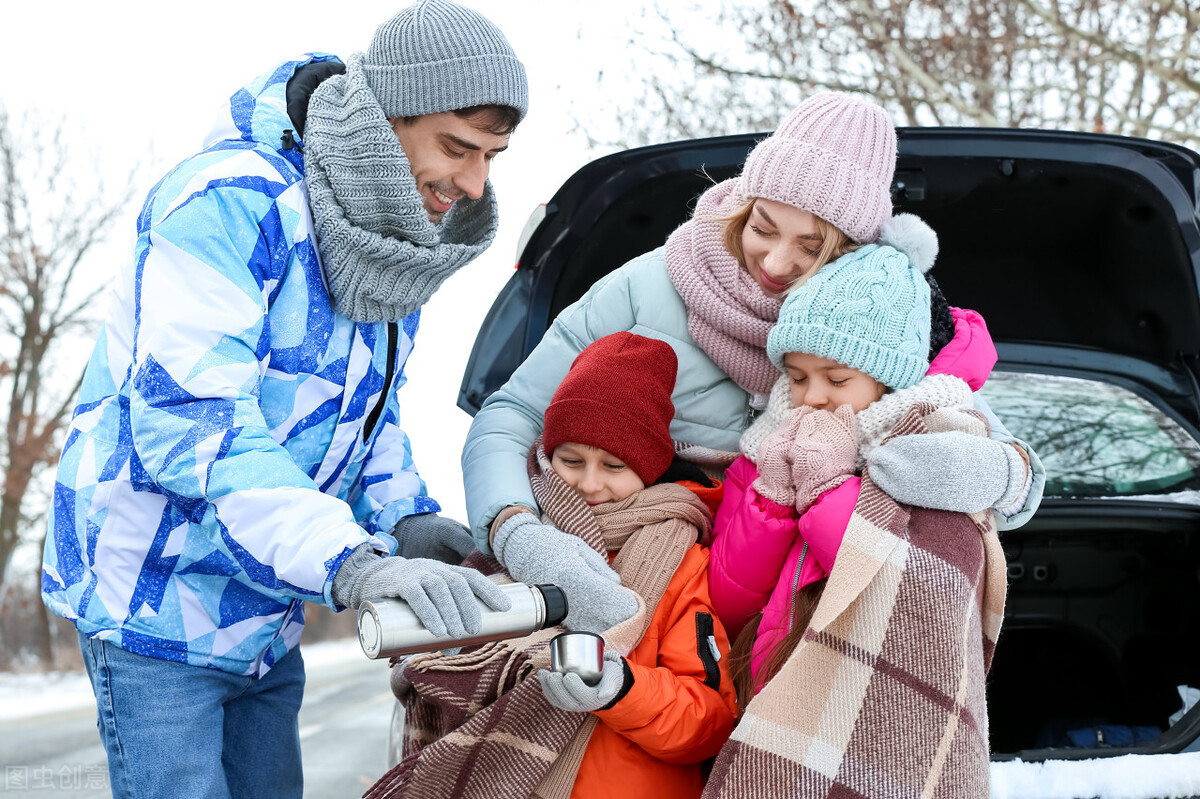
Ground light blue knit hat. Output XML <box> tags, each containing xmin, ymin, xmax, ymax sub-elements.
<box><xmin>363</xmin><ymin>0</ymin><xmax>529</xmax><ymax>120</ymax></box>
<box><xmin>767</xmin><ymin>243</ymin><xmax>932</xmax><ymax>390</ymax></box>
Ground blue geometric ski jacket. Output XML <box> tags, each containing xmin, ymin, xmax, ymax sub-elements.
<box><xmin>42</xmin><ymin>54</ymin><xmax>438</xmax><ymax>676</ymax></box>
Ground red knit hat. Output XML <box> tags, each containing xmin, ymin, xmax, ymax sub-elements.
<box><xmin>543</xmin><ymin>332</ymin><xmax>678</xmax><ymax>485</ymax></box>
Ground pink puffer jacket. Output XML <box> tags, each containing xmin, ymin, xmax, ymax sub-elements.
<box><xmin>711</xmin><ymin>457</ymin><xmax>858</xmax><ymax>683</ymax></box>
<box><xmin>709</xmin><ymin>307</ymin><xmax>997</xmax><ymax>687</ymax></box>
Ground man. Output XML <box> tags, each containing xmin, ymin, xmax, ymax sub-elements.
<box><xmin>40</xmin><ymin>1</ymin><xmax>525</xmax><ymax>796</ymax></box>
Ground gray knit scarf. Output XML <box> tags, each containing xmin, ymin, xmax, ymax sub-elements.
<box><xmin>302</xmin><ymin>53</ymin><xmax>498</xmax><ymax>322</ymax></box>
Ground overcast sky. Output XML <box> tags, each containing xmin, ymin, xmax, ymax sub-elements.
<box><xmin>0</xmin><ymin>1</ymin><xmax>677</xmax><ymax>526</ymax></box>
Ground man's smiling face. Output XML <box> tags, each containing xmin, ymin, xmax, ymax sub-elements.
<box><xmin>390</xmin><ymin>110</ymin><xmax>511</xmax><ymax>224</ymax></box>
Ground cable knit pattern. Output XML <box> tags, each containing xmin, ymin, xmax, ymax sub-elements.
<box><xmin>303</xmin><ymin>53</ymin><xmax>498</xmax><ymax>322</ymax></box>
<box><xmin>664</xmin><ymin>178</ymin><xmax>783</xmax><ymax>396</ymax></box>
<box><xmin>739</xmin><ymin>92</ymin><xmax>897</xmax><ymax>244</ymax></box>
<box><xmin>751</xmin><ymin>405</ymin><xmax>858</xmax><ymax>515</ymax></box>
<box><xmin>785</xmin><ymin>404</ymin><xmax>859</xmax><ymax>514</ymax></box>
<box><xmin>750</xmin><ymin>408</ymin><xmax>807</xmax><ymax>506</ymax></box>
<box><xmin>766</xmin><ymin>243</ymin><xmax>932</xmax><ymax>390</ymax></box>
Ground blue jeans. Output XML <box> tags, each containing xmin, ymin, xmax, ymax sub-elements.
<box><xmin>77</xmin><ymin>631</ymin><xmax>305</xmax><ymax>799</ymax></box>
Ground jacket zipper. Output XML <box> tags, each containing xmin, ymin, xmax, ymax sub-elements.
<box><xmin>786</xmin><ymin>542</ymin><xmax>810</xmax><ymax>634</ymax></box>
<box><xmin>362</xmin><ymin>322</ymin><xmax>397</xmax><ymax>443</ymax></box>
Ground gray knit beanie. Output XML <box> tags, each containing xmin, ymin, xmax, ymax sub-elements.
<box><xmin>363</xmin><ymin>0</ymin><xmax>528</xmax><ymax>120</ymax></box>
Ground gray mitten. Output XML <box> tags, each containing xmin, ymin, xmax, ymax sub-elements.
<box><xmin>330</xmin><ymin>543</ymin><xmax>511</xmax><ymax>637</ymax></box>
<box><xmin>867</xmin><ymin>430</ymin><xmax>1027</xmax><ymax>513</ymax></box>
<box><xmin>392</xmin><ymin>513</ymin><xmax>476</xmax><ymax>564</ymax></box>
<box><xmin>537</xmin><ymin>651</ymin><xmax>628</xmax><ymax>712</ymax></box>
<box><xmin>493</xmin><ymin>513</ymin><xmax>639</xmax><ymax>634</ymax></box>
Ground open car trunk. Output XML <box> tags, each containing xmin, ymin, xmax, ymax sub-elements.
<box><xmin>461</xmin><ymin>127</ymin><xmax>1200</xmax><ymax>761</ymax></box>
<box><xmin>988</xmin><ymin>503</ymin><xmax>1200</xmax><ymax>759</ymax></box>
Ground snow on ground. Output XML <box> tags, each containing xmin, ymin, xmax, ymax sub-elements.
<box><xmin>4</xmin><ymin>637</ymin><xmax>1199</xmax><ymax>798</ymax></box>
<box><xmin>0</xmin><ymin>637</ymin><xmax>363</xmax><ymax>722</ymax></box>
<box><xmin>0</xmin><ymin>668</ymin><xmax>96</xmax><ymax>722</ymax></box>
<box><xmin>992</xmin><ymin>752</ymin><xmax>1200</xmax><ymax>799</ymax></box>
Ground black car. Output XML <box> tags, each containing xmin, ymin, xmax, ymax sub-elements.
<box><xmin>457</xmin><ymin>127</ymin><xmax>1200</xmax><ymax>777</ymax></box>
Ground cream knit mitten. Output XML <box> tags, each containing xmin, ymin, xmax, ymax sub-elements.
<box><xmin>754</xmin><ymin>405</ymin><xmax>859</xmax><ymax>514</ymax></box>
<box><xmin>788</xmin><ymin>404</ymin><xmax>859</xmax><ymax>514</ymax></box>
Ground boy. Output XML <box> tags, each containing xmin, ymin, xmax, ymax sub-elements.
<box><xmin>378</xmin><ymin>333</ymin><xmax>738</xmax><ymax>799</ymax></box>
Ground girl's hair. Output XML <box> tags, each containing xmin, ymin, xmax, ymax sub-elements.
<box><xmin>720</xmin><ymin>200</ymin><xmax>859</xmax><ymax>287</ymax></box>
<box><xmin>926</xmin><ymin>273</ymin><xmax>955</xmax><ymax>361</ymax></box>
<box><xmin>726</xmin><ymin>578</ymin><xmax>828</xmax><ymax>711</ymax></box>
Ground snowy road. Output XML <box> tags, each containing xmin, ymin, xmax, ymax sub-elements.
<box><xmin>0</xmin><ymin>639</ymin><xmax>396</xmax><ymax>798</ymax></box>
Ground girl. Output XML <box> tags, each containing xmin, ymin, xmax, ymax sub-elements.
<box><xmin>373</xmin><ymin>332</ymin><xmax>738</xmax><ymax>799</ymax></box>
<box><xmin>461</xmin><ymin>92</ymin><xmax>1044</xmax><ymax>638</ymax></box>
<box><xmin>706</xmin><ymin>239</ymin><xmax>1012</xmax><ymax>798</ymax></box>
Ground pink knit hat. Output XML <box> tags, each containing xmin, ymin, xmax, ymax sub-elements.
<box><xmin>738</xmin><ymin>92</ymin><xmax>897</xmax><ymax>244</ymax></box>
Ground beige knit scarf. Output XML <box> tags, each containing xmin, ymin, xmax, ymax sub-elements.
<box><xmin>526</xmin><ymin>439</ymin><xmax>712</xmax><ymax>797</ymax></box>
<box><xmin>664</xmin><ymin>178</ymin><xmax>783</xmax><ymax>399</ymax></box>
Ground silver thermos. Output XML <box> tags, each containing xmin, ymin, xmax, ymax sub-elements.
<box><xmin>357</xmin><ymin>581</ymin><xmax>569</xmax><ymax>659</ymax></box>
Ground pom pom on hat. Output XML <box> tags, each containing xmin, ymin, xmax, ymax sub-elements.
<box><xmin>767</xmin><ymin>245</ymin><xmax>931</xmax><ymax>390</ymax></box>
<box><xmin>543</xmin><ymin>333</ymin><xmax>678</xmax><ymax>485</ymax></box>
<box><xmin>879</xmin><ymin>213</ymin><xmax>939</xmax><ymax>274</ymax></box>
<box><xmin>363</xmin><ymin>0</ymin><xmax>528</xmax><ymax>120</ymax></box>
<box><xmin>739</xmin><ymin>92</ymin><xmax>897</xmax><ymax>244</ymax></box>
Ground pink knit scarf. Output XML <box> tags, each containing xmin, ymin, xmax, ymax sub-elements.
<box><xmin>664</xmin><ymin>178</ymin><xmax>783</xmax><ymax>397</ymax></box>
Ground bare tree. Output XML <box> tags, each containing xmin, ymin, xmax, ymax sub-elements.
<box><xmin>582</xmin><ymin>0</ymin><xmax>1200</xmax><ymax>149</ymax></box>
<box><xmin>0</xmin><ymin>106</ymin><xmax>137</xmax><ymax>664</ymax></box>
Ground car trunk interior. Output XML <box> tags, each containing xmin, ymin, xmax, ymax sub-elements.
<box><xmin>477</xmin><ymin>129</ymin><xmax>1200</xmax><ymax>759</ymax></box>
<box><xmin>988</xmin><ymin>508</ymin><xmax>1200</xmax><ymax>757</ymax></box>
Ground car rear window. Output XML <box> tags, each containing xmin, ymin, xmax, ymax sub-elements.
<box><xmin>980</xmin><ymin>372</ymin><xmax>1200</xmax><ymax>500</ymax></box>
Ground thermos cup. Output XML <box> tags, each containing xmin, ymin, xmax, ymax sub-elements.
<box><xmin>549</xmin><ymin>631</ymin><xmax>605</xmax><ymax>686</ymax></box>
<box><xmin>357</xmin><ymin>581</ymin><xmax>568</xmax><ymax>659</ymax></box>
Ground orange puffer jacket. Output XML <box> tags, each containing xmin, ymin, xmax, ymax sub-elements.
<box><xmin>570</xmin><ymin>525</ymin><xmax>739</xmax><ymax>799</ymax></box>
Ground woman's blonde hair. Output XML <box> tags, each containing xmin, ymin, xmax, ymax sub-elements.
<box><xmin>720</xmin><ymin>199</ymin><xmax>859</xmax><ymax>291</ymax></box>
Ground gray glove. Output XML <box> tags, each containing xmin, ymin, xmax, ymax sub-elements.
<box><xmin>537</xmin><ymin>651</ymin><xmax>628</xmax><ymax>712</ymax></box>
<box><xmin>493</xmin><ymin>513</ymin><xmax>639</xmax><ymax>634</ymax></box>
<box><xmin>330</xmin><ymin>543</ymin><xmax>511</xmax><ymax>637</ymax></box>
<box><xmin>867</xmin><ymin>430</ymin><xmax>1027</xmax><ymax>513</ymax></box>
<box><xmin>392</xmin><ymin>513</ymin><xmax>476</xmax><ymax>564</ymax></box>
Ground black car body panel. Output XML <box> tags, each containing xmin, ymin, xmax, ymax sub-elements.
<box><xmin>458</xmin><ymin>127</ymin><xmax>1200</xmax><ymax>765</ymax></box>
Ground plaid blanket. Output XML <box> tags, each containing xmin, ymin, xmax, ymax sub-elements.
<box><xmin>362</xmin><ymin>551</ymin><xmax>587</xmax><ymax>799</ymax></box>
<box><xmin>702</xmin><ymin>402</ymin><xmax>1008</xmax><ymax>799</ymax></box>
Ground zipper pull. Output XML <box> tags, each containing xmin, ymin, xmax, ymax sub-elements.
<box><xmin>280</xmin><ymin>129</ymin><xmax>303</xmax><ymax>153</ymax></box>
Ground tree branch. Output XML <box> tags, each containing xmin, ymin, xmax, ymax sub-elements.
<box><xmin>1020</xmin><ymin>0</ymin><xmax>1200</xmax><ymax>94</ymax></box>
<box><xmin>852</xmin><ymin>4</ymin><xmax>1004</xmax><ymax>126</ymax></box>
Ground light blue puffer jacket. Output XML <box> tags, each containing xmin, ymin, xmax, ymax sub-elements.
<box><xmin>462</xmin><ymin>247</ymin><xmax>1043</xmax><ymax>552</ymax></box>
<box><xmin>463</xmin><ymin>248</ymin><xmax>748</xmax><ymax>553</ymax></box>
<box><xmin>41</xmin><ymin>54</ymin><xmax>438</xmax><ymax>676</ymax></box>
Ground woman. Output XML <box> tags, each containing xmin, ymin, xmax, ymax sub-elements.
<box><xmin>461</xmin><ymin>92</ymin><xmax>1044</xmax><ymax>634</ymax></box>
